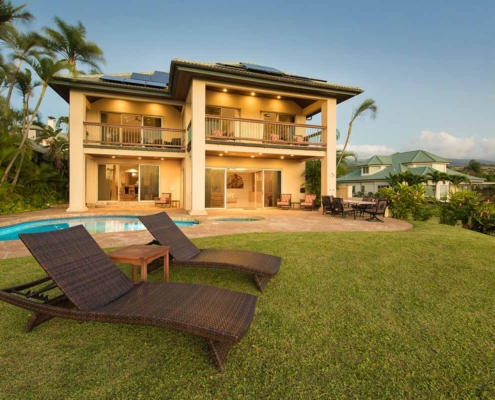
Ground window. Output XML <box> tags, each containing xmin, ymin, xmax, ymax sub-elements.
<box><xmin>377</xmin><ymin>185</ymin><xmax>389</xmax><ymax>190</ymax></box>
<box><xmin>100</xmin><ymin>113</ymin><xmax>162</xmax><ymax>144</ymax></box>
<box><xmin>262</xmin><ymin>112</ymin><xmax>296</xmax><ymax>140</ymax></box>
<box><xmin>205</xmin><ymin>106</ymin><xmax>240</xmax><ymax>137</ymax></box>
<box><xmin>362</xmin><ymin>167</ymin><xmax>369</xmax><ymax>174</ymax></box>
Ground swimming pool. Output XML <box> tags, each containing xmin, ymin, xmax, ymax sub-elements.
<box><xmin>0</xmin><ymin>216</ymin><xmax>198</xmax><ymax>241</ymax></box>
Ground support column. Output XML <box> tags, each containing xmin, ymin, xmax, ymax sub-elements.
<box><xmin>189</xmin><ymin>80</ymin><xmax>207</xmax><ymax>216</ymax></box>
<box><xmin>321</xmin><ymin>98</ymin><xmax>337</xmax><ymax>197</ymax></box>
<box><xmin>66</xmin><ymin>91</ymin><xmax>88</xmax><ymax>212</ymax></box>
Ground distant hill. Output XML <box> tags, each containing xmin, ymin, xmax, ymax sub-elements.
<box><xmin>447</xmin><ymin>159</ymin><xmax>495</xmax><ymax>167</ymax></box>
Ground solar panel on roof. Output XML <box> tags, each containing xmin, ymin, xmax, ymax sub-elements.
<box><xmin>100</xmin><ymin>75</ymin><xmax>125</xmax><ymax>83</ymax></box>
<box><xmin>123</xmin><ymin>78</ymin><xmax>148</xmax><ymax>86</ymax></box>
<box><xmin>241</xmin><ymin>62</ymin><xmax>284</xmax><ymax>76</ymax></box>
<box><xmin>131</xmin><ymin>73</ymin><xmax>151</xmax><ymax>81</ymax></box>
<box><xmin>146</xmin><ymin>81</ymin><xmax>167</xmax><ymax>88</ymax></box>
<box><xmin>151</xmin><ymin>71</ymin><xmax>169</xmax><ymax>83</ymax></box>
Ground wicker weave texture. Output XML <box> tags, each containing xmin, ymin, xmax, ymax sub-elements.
<box><xmin>19</xmin><ymin>225</ymin><xmax>134</xmax><ymax>311</ymax></box>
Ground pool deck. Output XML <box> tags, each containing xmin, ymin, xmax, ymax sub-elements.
<box><xmin>0</xmin><ymin>206</ymin><xmax>412</xmax><ymax>260</ymax></box>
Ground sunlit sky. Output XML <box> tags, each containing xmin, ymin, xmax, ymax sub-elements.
<box><xmin>9</xmin><ymin>0</ymin><xmax>495</xmax><ymax>161</ymax></box>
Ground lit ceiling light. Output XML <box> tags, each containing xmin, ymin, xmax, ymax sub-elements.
<box><xmin>111</xmin><ymin>155</ymin><xmax>115</xmax><ymax>159</ymax></box>
<box><xmin>277</xmin><ymin>95</ymin><xmax>281</xmax><ymax>99</ymax></box>
<box><xmin>251</xmin><ymin>155</ymin><xmax>255</xmax><ymax>158</ymax></box>
<box><xmin>290</xmin><ymin>154</ymin><xmax>294</xmax><ymax>157</ymax></box>
<box><xmin>223</xmin><ymin>88</ymin><xmax>228</xmax><ymax>92</ymax></box>
<box><xmin>225</xmin><ymin>151</ymin><xmax>229</xmax><ymax>153</ymax></box>
<box><xmin>219</xmin><ymin>154</ymin><xmax>223</xmax><ymax>157</ymax></box>
<box><xmin>251</xmin><ymin>92</ymin><xmax>256</xmax><ymax>96</ymax></box>
<box><xmin>258</xmin><ymin>152</ymin><xmax>262</xmax><ymax>155</ymax></box>
<box><xmin>138</xmin><ymin>157</ymin><xmax>142</xmax><ymax>160</ymax></box>
<box><xmin>280</xmin><ymin>156</ymin><xmax>285</xmax><ymax>159</ymax></box>
<box><xmin>160</xmin><ymin>158</ymin><xmax>164</xmax><ymax>160</ymax></box>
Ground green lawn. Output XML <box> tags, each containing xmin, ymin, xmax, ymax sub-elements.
<box><xmin>1</xmin><ymin>223</ymin><xmax>495</xmax><ymax>399</ymax></box>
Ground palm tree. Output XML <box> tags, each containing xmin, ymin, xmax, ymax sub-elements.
<box><xmin>448</xmin><ymin>174</ymin><xmax>469</xmax><ymax>192</ymax></box>
<box><xmin>337</xmin><ymin>98</ymin><xmax>378</xmax><ymax>168</ymax></box>
<box><xmin>56</xmin><ymin>115</ymin><xmax>69</xmax><ymax>135</ymax></box>
<box><xmin>386</xmin><ymin>172</ymin><xmax>401</xmax><ymax>188</ymax></box>
<box><xmin>466</xmin><ymin>159</ymin><xmax>482</xmax><ymax>176</ymax></box>
<box><xmin>42</xmin><ymin>16</ymin><xmax>105</xmax><ymax>75</ymax></box>
<box><xmin>2</xmin><ymin>28</ymin><xmax>43</xmax><ymax>105</ymax></box>
<box><xmin>425</xmin><ymin>169</ymin><xmax>449</xmax><ymax>199</ymax></box>
<box><xmin>0</xmin><ymin>0</ymin><xmax>32</xmax><ymax>27</ymax></box>
<box><xmin>302</xmin><ymin>160</ymin><xmax>321</xmax><ymax>198</ymax></box>
<box><xmin>0</xmin><ymin>55</ymin><xmax>70</xmax><ymax>189</ymax></box>
<box><xmin>336</xmin><ymin>149</ymin><xmax>357</xmax><ymax>177</ymax></box>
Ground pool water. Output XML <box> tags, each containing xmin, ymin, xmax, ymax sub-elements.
<box><xmin>0</xmin><ymin>216</ymin><xmax>197</xmax><ymax>241</ymax></box>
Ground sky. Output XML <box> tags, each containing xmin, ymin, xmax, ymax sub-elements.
<box><xmin>7</xmin><ymin>0</ymin><xmax>495</xmax><ymax>161</ymax></box>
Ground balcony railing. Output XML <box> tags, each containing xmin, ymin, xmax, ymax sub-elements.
<box><xmin>205</xmin><ymin>115</ymin><xmax>326</xmax><ymax>147</ymax></box>
<box><xmin>83</xmin><ymin>122</ymin><xmax>186</xmax><ymax>149</ymax></box>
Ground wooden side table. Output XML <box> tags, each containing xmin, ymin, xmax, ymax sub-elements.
<box><xmin>108</xmin><ymin>245</ymin><xmax>170</xmax><ymax>283</ymax></box>
<box><xmin>170</xmin><ymin>200</ymin><xmax>180</xmax><ymax>208</ymax></box>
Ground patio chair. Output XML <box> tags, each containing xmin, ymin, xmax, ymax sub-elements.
<box><xmin>155</xmin><ymin>193</ymin><xmax>171</xmax><ymax>208</ymax></box>
<box><xmin>300</xmin><ymin>194</ymin><xmax>317</xmax><ymax>211</ymax></box>
<box><xmin>332</xmin><ymin>197</ymin><xmax>356</xmax><ymax>219</ymax></box>
<box><xmin>276</xmin><ymin>194</ymin><xmax>292</xmax><ymax>209</ymax></box>
<box><xmin>139</xmin><ymin>212</ymin><xmax>282</xmax><ymax>292</ymax></box>
<box><xmin>321</xmin><ymin>195</ymin><xmax>337</xmax><ymax>217</ymax></box>
<box><xmin>0</xmin><ymin>225</ymin><xmax>256</xmax><ymax>372</ymax></box>
<box><xmin>364</xmin><ymin>198</ymin><xmax>388</xmax><ymax>222</ymax></box>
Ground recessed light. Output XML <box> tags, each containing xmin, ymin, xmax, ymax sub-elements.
<box><xmin>138</xmin><ymin>157</ymin><xmax>142</xmax><ymax>160</ymax></box>
<box><xmin>111</xmin><ymin>156</ymin><xmax>115</xmax><ymax>159</ymax></box>
<box><xmin>290</xmin><ymin>154</ymin><xmax>294</xmax><ymax>157</ymax></box>
<box><xmin>277</xmin><ymin>95</ymin><xmax>281</xmax><ymax>99</ymax></box>
<box><xmin>251</xmin><ymin>155</ymin><xmax>255</xmax><ymax>158</ymax></box>
<box><xmin>225</xmin><ymin>151</ymin><xmax>229</xmax><ymax>153</ymax></box>
<box><xmin>160</xmin><ymin>158</ymin><xmax>164</xmax><ymax>160</ymax></box>
<box><xmin>219</xmin><ymin>154</ymin><xmax>223</xmax><ymax>157</ymax></box>
<box><xmin>223</xmin><ymin>88</ymin><xmax>227</xmax><ymax>92</ymax></box>
<box><xmin>280</xmin><ymin>156</ymin><xmax>284</xmax><ymax>159</ymax></box>
<box><xmin>258</xmin><ymin>152</ymin><xmax>262</xmax><ymax>155</ymax></box>
<box><xmin>251</xmin><ymin>92</ymin><xmax>256</xmax><ymax>96</ymax></box>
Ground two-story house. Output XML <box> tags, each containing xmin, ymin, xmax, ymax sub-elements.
<box><xmin>50</xmin><ymin>59</ymin><xmax>363</xmax><ymax>215</ymax></box>
<box><xmin>337</xmin><ymin>150</ymin><xmax>483</xmax><ymax>198</ymax></box>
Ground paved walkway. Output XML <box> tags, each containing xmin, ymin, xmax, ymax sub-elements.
<box><xmin>0</xmin><ymin>206</ymin><xmax>412</xmax><ymax>259</ymax></box>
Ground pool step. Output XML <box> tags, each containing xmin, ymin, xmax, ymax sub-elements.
<box><xmin>93</xmin><ymin>202</ymin><xmax>159</xmax><ymax>209</ymax></box>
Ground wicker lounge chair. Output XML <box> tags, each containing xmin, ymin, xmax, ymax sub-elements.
<box><xmin>0</xmin><ymin>225</ymin><xmax>257</xmax><ymax>372</ymax></box>
<box><xmin>139</xmin><ymin>212</ymin><xmax>282</xmax><ymax>292</ymax></box>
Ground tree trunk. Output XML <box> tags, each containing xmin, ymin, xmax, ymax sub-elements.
<box><xmin>337</xmin><ymin>122</ymin><xmax>354</xmax><ymax>168</ymax></box>
<box><xmin>5</xmin><ymin>59</ymin><xmax>22</xmax><ymax>106</ymax></box>
<box><xmin>10</xmin><ymin>147</ymin><xmax>25</xmax><ymax>189</ymax></box>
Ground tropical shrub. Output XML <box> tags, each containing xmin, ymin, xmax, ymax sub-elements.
<box><xmin>378</xmin><ymin>183</ymin><xmax>433</xmax><ymax>221</ymax></box>
<box><xmin>438</xmin><ymin>191</ymin><xmax>484</xmax><ymax>227</ymax></box>
<box><xmin>470</xmin><ymin>201</ymin><xmax>495</xmax><ymax>235</ymax></box>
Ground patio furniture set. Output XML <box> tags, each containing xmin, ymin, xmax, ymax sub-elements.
<box><xmin>0</xmin><ymin>213</ymin><xmax>282</xmax><ymax>372</ymax></box>
<box><xmin>276</xmin><ymin>194</ymin><xmax>388</xmax><ymax>221</ymax></box>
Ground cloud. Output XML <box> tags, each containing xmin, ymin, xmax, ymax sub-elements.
<box><xmin>403</xmin><ymin>130</ymin><xmax>495</xmax><ymax>161</ymax></box>
<box><xmin>337</xmin><ymin>144</ymin><xmax>396</xmax><ymax>160</ymax></box>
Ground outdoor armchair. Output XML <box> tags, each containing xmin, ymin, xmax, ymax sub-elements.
<box><xmin>155</xmin><ymin>192</ymin><xmax>171</xmax><ymax>207</ymax></box>
<box><xmin>276</xmin><ymin>194</ymin><xmax>292</xmax><ymax>209</ymax></box>
<box><xmin>300</xmin><ymin>194</ymin><xmax>317</xmax><ymax>211</ymax></box>
<box><xmin>0</xmin><ymin>225</ymin><xmax>257</xmax><ymax>372</ymax></box>
<box><xmin>364</xmin><ymin>198</ymin><xmax>388</xmax><ymax>222</ymax></box>
<box><xmin>321</xmin><ymin>195</ymin><xmax>337</xmax><ymax>217</ymax></box>
<box><xmin>139</xmin><ymin>212</ymin><xmax>282</xmax><ymax>292</ymax></box>
<box><xmin>333</xmin><ymin>197</ymin><xmax>357</xmax><ymax>219</ymax></box>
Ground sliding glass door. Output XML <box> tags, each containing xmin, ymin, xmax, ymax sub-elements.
<box><xmin>139</xmin><ymin>165</ymin><xmax>159</xmax><ymax>201</ymax></box>
<box><xmin>205</xmin><ymin>168</ymin><xmax>226</xmax><ymax>208</ymax></box>
<box><xmin>263</xmin><ymin>170</ymin><xmax>281</xmax><ymax>207</ymax></box>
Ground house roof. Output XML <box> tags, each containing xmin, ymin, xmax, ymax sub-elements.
<box><xmin>338</xmin><ymin>150</ymin><xmax>484</xmax><ymax>183</ymax></box>
<box><xmin>49</xmin><ymin>59</ymin><xmax>363</xmax><ymax>104</ymax></box>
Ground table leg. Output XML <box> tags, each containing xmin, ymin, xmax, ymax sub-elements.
<box><xmin>140</xmin><ymin>259</ymin><xmax>148</xmax><ymax>281</ymax></box>
<box><xmin>132</xmin><ymin>265</ymin><xmax>138</xmax><ymax>283</ymax></box>
<box><xmin>163</xmin><ymin>253</ymin><xmax>169</xmax><ymax>282</ymax></box>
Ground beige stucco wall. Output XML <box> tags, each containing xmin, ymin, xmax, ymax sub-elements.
<box><xmin>86</xmin><ymin>98</ymin><xmax>182</xmax><ymax>129</ymax></box>
<box><xmin>205</xmin><ymin>90</ymin><xmax>305</xmax><ymax>123</ymax></box>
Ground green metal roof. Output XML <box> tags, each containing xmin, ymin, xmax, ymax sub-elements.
<box><xmin>338</xmin><ymin>150</ymin><xmax>484</xmax><ymax>183</ymax></box>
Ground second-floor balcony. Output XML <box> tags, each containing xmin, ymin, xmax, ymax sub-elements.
<box><xmin>205</xmin><ymin>115</ymin><xmax>326</xmax><ymax>148</ymax></box>
<box><xmin>83</xmin><ymin>122</ymin><xmax>186</xmax><ymax>150</ymax></box>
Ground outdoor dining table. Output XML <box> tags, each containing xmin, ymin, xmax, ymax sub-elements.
<box><xmin>345</xmin><ymin>199</ymin><xmax>376</xmax><ymax>205</ymax></box>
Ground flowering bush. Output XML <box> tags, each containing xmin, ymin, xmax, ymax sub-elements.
<box><xmin>378</xmin><ymin>184</ymin><xmax>433</xmax><ymax>221</ymax></box>
<box><xmin>438</xmin><ymin>191</ymin><xmax>483</xmax><ymax>227</ymax></box>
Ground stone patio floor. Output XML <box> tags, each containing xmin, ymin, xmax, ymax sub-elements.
<box><xmin>0</xmin><ymin>206</ymin><xmax>412</xmax><ymax>260</ymax></box>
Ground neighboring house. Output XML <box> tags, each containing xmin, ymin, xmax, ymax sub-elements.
<box><xmin>28</xmin><ymin>117</ymin><xmax>68</xmax><ymax>146</ymax></box>
<box><xmin>49</xmin><ymin>59</ymin><xmax>363</xmax><ymax>214</ymax></box>
<box><xmin>337</xmin><ymin>150</ymin><xmax>484</xmax><ymax>199</ymax></box>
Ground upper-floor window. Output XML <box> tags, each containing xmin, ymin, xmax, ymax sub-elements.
<box><xmin>206</xmin><ymin>106</ymin><xmax>240</xmax><ymax>137</ymax></box>
<box><xmin>362</xmin><ymin>166</ymin><xmax>369</xmax><ymax>174</ymax></box>
<box><xmin>262</xmin><ymin>112</ymin><xmax>296</xmax><ymax>141</ymax></box>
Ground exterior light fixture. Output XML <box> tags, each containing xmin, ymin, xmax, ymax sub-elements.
<box><xmin>280</xmin><ymin>156</ymin><xmax>285</xmax><ymax>159</ymax></box>
<box><xmin>138</xmin><ymin>157</ymin><xmax>142</xmax><ymax>160</ymax></box>
<box><xmin>223</xmin><ymin>88</ymin><xmax>228</xmax><ymax>92</ymax></box>
<box><xmin>251</xmin><ymin>155</ymin><xmax>255</xmax><ymax>158</ymax></box>
<box><xmin>160</xmin><ymin>158</ymin><xmax>164</xmax><ymax>160</ymax></box>
<box><xmin>111</xmin><ymin>156</ymin><xmax>115</xmax><ymax>159</ymax></box>
<box><xmin>219</xmin><ymin>154</ymin><xmax>223</xmax><ymax>157</ymax></box>
<box><xmin>290</xmin><ymin>154</ymin><xmax>294</xmax><ymax>157</ymax></box>
<box><xmin>258</xmin><ymin>152</ymin><xmax>262</xmax><ymax>155</ymax></box>
<box><xmin>251</xmin><ymin>92</ymin><xmax>256</xmax><ymax>96</ymax></box>
<box><xmin>225</xmin><ymin>151</ymin><xmax>229</xmax><ymax>153</ymax></box>
<box><xmin>277</xmin><ymin>95</ymin><xmax>281</xmax><ymax>99</ymax></box>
